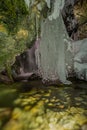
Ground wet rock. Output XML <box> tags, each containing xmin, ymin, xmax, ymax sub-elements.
<box><xmin>0</xmin><ymin>74</ymin><xmax>12</xmax><ymax>84</ymax></box>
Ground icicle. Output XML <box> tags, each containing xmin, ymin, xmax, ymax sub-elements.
<box><xmin>24</xmin><ymin>0</ymin><xmax>36</xmax><ymax>8</ymax></box>
<box><xmin>36</xmin><ymin>16</ymin><xmax>39</xmax><ymax>40</ymax></box>
<box><xmin>37</xmin><ymin>3</ymin><xmax>42</xmax><ymax>11</ymax></box>
<box><xmin>36</xmin><ymin>13</ymin><xmax>72</xmax><ymax>84</ymax></box>
<box><xmin>45</xmin><ymin>0</ymin><xmax>51</xmax><ymax>8</ymax></box>
<box><xmin>24</xmin><ymin>0</ymin><xmax>30</xmax><ymax>8</ymax></box>
<box><xmin>48</xmin><ymin>0</ymin><xmax>65</xmax><ymax>20</ymax></box>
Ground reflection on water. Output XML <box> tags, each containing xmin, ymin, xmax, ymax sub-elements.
<box><xmin>0</xmin><ymin>80</ymin><xmax>87</xmax><ymax>130</ymax></box>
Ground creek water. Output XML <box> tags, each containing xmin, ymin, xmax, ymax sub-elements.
<box><xmin>0</xmin><ymin>80</ymin><xmax>87</xmax><ymax>130</ymax></box>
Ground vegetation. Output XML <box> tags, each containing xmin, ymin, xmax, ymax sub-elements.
<box><xmin>0</xmin><ymin>0</ymin><xmax>47</xmax><ymax>81</ymax></box>
<box><xmin>0</xmin><ymin>0</ymin><xmax>28</xmax><ymax>33</ymax></box>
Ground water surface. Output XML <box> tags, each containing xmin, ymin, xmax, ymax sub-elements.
<box><xmin>0</xmin><ymin>80</ymin><xmax>87</xmax><ymax>130</ymax></box>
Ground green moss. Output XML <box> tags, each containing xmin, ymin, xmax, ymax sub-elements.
<box><xmin>0</xmin><ymin>0</ymin><xmax>28</xmax><ymax>33</ymax></box>
<box><xmin>5</xmin><ymin>63</ymin><xmax>13</xmax><ymax>81</ymax></box>
<box><xmin>0</xmin><ymin>31</ymin><xmax>27</xmax><ymax>75</ymax></box>
<box><xmin>0</xmin><ymin>0</ymin><xmax>49</xmax><ymax>75</ymax></box>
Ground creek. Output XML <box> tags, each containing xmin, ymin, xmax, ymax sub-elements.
<box><xmin>0</xmin><ymin>80</ymin><xmax>87</xmax><ymax>130</ymax></box>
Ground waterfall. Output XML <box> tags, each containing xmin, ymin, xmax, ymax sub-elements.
<box><xmin>48</xmin><ymin>0</ymin><xmax>65</xmax><ymax>20</ymax></box>
<box><xmin>36</xmin><ymin>16</ymin><xmax>71</xmax><ymax>84</ymax></box>
<box><xmin>17</xmin><ymin>0</ymin><xmax>87</xmax><ymax>83</ymax></box>
<box><xmin>23</xmin><ymin>0</ymin><xmax>72</xmax><ymax>84</ymax></box>
<box><xmin>24</xmin><ymin>0</ymin><xmax>30</xmax><ymax>8</ymax></box>
<box><xmin>35</xmin><ymin>0</ymin><xmax>71</xmax><ymax>84</ymax></box>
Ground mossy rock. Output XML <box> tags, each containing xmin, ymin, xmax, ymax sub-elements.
<box><xmin>0</xmin><ymin>24</ymin><xmax>7</xmax><ymax>34</ymax></box>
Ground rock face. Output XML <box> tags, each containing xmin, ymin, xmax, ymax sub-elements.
<box><xmin>73</xmin><ymin>38</ymin><xmax>87</xmax><ymax>81</ymax></box>
<box><xmin>62</xmin><ymin>0</ymin><xmax>78</xmax><ymax>40</ymax></box>
<box><xmin>13</xmin><ymin>39</ymin><xmax>40</xmax><ymax>81</ymax></box>
<box><xmin>65</xmin><ymin>38</ymin><xmax>87</xmax><ymax>81</ymax></box>
<box><xmin>17</xmin><ymin>43</ymin><xmax>38</xmax><ymax>74</ymax></box>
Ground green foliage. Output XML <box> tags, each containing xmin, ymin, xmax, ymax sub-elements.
<box><xmin>0</xmin><ymin>32</ymin><xmax>27</xmax><ymax>73</ymax></box>
<box><xmin>0</xmin><ymin>0</ymin><xmax>28</xmax><ymax>33</ymax></box>
<box><xmin>0</xmin><ymin>0</ymin><xmax>49</xmax><ymax>80</ymax></box>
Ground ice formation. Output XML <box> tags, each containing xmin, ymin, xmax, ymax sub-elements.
<box><xmin>73</xmin><ymin>39</ymin><xmax>87</xmax><ymax>80</ymax></box>
<box><xmin>24</xmin><ymin>0</ymin><xmax>71</xmax><ymax>84</ymax></box>
<box><xmin>45</xmin><ymin>0</ymin><xmax>51</xmax><ymax>8</ymax></box>
<box><xmin>24</xmin><ymin>0</ymin><xmax>30</xmax><ymax>8</ymax></box>
<box><xmin>24</xmin><ymin>0</ymin><xmax>87</xmax><ymax>83</ymax></box>
<box><xmin>36</xmin><ymin>14</ymin><xmax>72</xmax><ymax>84</ymax></box>
<box><xmin>48</xmin><ymin>0</ymin><xmax>65</xmax><ymax>20</ymax></box>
